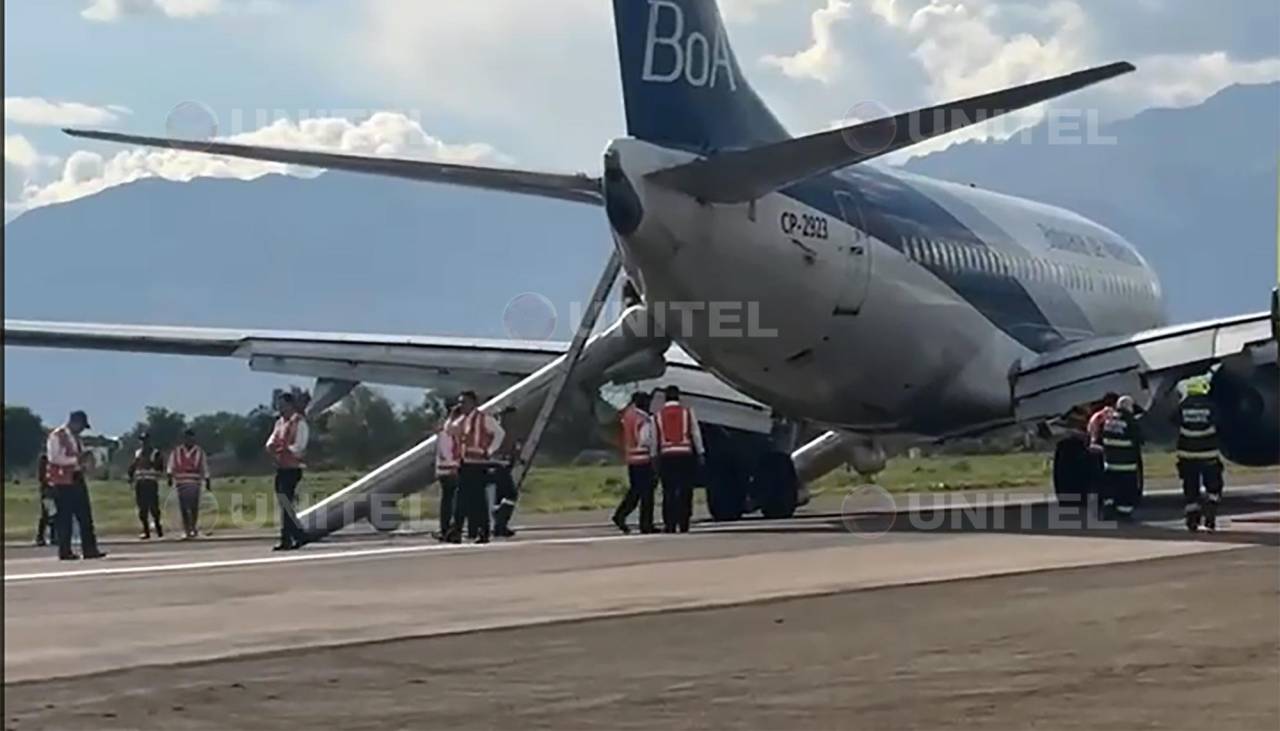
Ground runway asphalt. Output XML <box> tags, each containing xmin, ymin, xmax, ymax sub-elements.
<box><xmin>4</xmin><ymin>485</ymin><xmax>1278</xmax><ymax>729</ymax></box>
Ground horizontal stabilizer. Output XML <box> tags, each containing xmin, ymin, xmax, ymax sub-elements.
<box><xmin>63</xmin><ymin>128</ymin><xmax>603</xmax><ymax>205</ymax></box>
<box><xmin>646</xmin><ymin>61</ymin><xmax>1135</xmax><ymax>203</ymax></box>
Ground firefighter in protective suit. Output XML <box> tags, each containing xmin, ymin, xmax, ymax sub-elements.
<box><xmin>1175</xmin><ymin>378</ymin><xmax>1224</xmax><ymax>532</ymax></box>
<box><xmin>1100</xmin><ymin>395</ymin><xmax>1143</xmax><ymax>522</ymax></box>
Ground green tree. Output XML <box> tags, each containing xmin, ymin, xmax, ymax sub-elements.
<box><xmin>3</xmin><ymin>405</ymin><xmax>46</xmax><ymax>476</ymax></box>
<box><xmin>326</xmin><ymin>386</ymin><xmax>404</xmax><ymax>468</ymax></box>
<box><xmin>399</xmin><ymin>392</ymin><xmax>447</xmax><ymax>443</ymax></box>
<box><xmin>188</xmin><ymin>412</ymin><xmax>243</xmax><ymax>456</ymax></box>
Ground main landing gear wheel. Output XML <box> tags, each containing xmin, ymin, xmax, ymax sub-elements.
<box><xmin>1052</xmin><ymin>437</ymin><xmax>1095</xmax><ymax>507</ymax></box>
<box><xmin>756</xmin><ymin>452</ymin><xmax>799</xmax><ymax>519</ymax></box>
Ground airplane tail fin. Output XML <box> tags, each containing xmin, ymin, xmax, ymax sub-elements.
<box><xmin>612</xmin><ymin>0</ymin><xmax>789</xmax><ymax>152</ymax></box>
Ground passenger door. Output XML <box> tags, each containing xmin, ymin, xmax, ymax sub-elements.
<box><xmin>833</xmin><ymin>190</ymin><xmax>872</xmax><ymax>316</ymax></box>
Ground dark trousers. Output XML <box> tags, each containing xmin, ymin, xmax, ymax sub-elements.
<box><xmin>492</xmin><ymin>465</ymin><xmax>518</xmax><ymax>533</ymax></box>
<box><xmin>660</xmin><ymin>455</ymin><xmax>697</xmax><ymax>533</ymax></box>
<box><xmin>1103</xmin><ymin>470</ymin><xmax>1140</xmax><ymax>517</ymax></box>
<box><xmin>177</xmin><ymin>484</ymin><xmax>202</xmax><ymax>535</ymax></box>
<box><xmin>52</xmin><ymin>475</ymin><xmax>101</xmax><ymax>558</ymax></box>
<box><xmin>274</xmin><ymin>468</ymin><xmax>308</xmax><ymax>547</ymax></box>
<box><xmin>614</xmin><ymin>463</ymin><xmax>656</xmax><ymax>532</ymax></box>
<box><xmin>135</xmin><ymin>480</ymin><xmax>162</xmax><ymax>535</ymax></box>
<box><xmin>438</xmin><ymin>473</ymin><xmax>460</xmax><ymax>536</ymax></box>
<box><xmin>456</xmin><ymin>464</ymin><xmax>491</xmax><ymax>541</ymax></box>
<box><xmin>36</xmin><ymin>486</ymin><xmax>56</xmax><ymax>544</ymax></box>
<box><xmin>1179</xmin><ymin>459</ymin><xmax>1224</xmax><ymax>514</ymax></box>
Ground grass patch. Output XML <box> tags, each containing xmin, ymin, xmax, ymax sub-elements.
<box><xmin>6</xmin><ymin>454</ymin><xmax>1271</xmax><ymax>540</ymax></box>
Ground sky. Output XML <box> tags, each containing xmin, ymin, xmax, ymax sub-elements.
<box><xmin>5</xmin><ymin>0</ymin><xmax>1280</xmax><ymax>222</ymax></box>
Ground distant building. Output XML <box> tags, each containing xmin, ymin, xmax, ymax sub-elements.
<box><xmin>80</xmin><ymin>434</ymin><xmax>119</xmax><ymax>479</ymax></box>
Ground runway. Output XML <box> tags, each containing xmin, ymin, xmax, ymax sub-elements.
<box><xmin>5</xmin><ymin>487</ymin><xmax>1278</xmax><ymax>729</ymax></box>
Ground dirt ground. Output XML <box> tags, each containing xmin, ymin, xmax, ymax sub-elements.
<box><xmin>5</xmin><ymin>547</ymin><xmax>1277</xmax><ymax>731</ymax></box>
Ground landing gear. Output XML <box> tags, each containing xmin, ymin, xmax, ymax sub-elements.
<box><xmin>702</xmin><ymin>425</ymin><xmax>748</xmax><ymax>522</ymax></box>
<box><xmin>756</xmin><ymin>452</ymin><xmax>799</xmax><ymax>519</ymax></box>
<box><xmin>1052</xmin><ymin>436</ymin><xmax>1095</xmax><ymax>506</ymax></box>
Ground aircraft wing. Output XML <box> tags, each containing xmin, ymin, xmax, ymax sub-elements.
<box><xmin>2</xmin><ymin>319</ymin><xmax>773</xmax><ymax>433</ymax></box>
<box><xmin>1011</xmin><ymin>311</ymin><xmax>1275</xmax><ymax>422</ymax></box>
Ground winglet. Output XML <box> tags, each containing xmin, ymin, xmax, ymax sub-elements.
<box><xmin>646</xmin><ymin>61</ymin><xmax>1136</xmax><ymax>203</ymax></box>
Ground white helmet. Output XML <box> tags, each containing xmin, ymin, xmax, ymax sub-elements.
<box><xmin>1116</xmin><ymin>395</ymin><xmax>1136</xmax><ymax>412</ymax></box>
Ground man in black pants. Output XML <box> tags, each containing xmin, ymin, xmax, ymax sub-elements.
<box><xmin>128</xmin><ymin>432</ymin><xmax>165</xmax><ymax>540</ymax></box>
<box><xmin>46</xmin><ymin>410</ymin><xmax>106</xmax><ymax>561</ymax></box>
<box><xmin>451</xmin><ymin>391</ymin><xmax>505</xmax><ymax>545</ymax></box>
<box><xmin>266</xmin><ymin>393</ymin><xmax>311</xmax><ymax>551</ymax></box>
<box><xmin>491</xmin><ymin>407</ymin><xmax>521</xmax><ymax>539</ymax></box>
<box><xmin>612</xmin><ymin>392</ymin><xmax>657</xmax><ymax>534</ymax></box>
<box><xmin>654</xmin><ymin>386</ymin><xmax>705</xmax><ymax>533</ymax></box>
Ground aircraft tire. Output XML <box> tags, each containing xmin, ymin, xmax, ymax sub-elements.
<box><xmin>756</xmin><ymin>452</ymin><xmax>799</xmax><ymax>519</ymax></box>
<box><xmin>1052</xmin><ymin>437</ymin><xmax>1094</xmax><ymax>507</ymax></box>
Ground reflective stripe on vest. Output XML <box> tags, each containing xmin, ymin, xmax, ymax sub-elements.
<box><xmin>460</xmin><ymin>412</ymin><xmax>495</xmax><ymax>462</ymax></box>
<box><xmin>133</xmin><ymin>449</ymin><xmax>162</xmax><ymax>481</ymax></box>
<box><xmin>1177</xmin><ymin>449</ymin><xmax>1221</xmax><ymax>461</ymax></box>
<box><xmin>171</xmin><ymin>445</ymin><xmax>206</xmax><ymax>483</ymax></box>
<box><xmin>1101</xmin><ymin>414</ymin><xmax>1139</xmax><ymax>473</ymax></box>
<box><xmin>620</xmin><ymin>407</ymin><xmax>652</xmax><ymax>465</ymax></box>
<box><xmin>658</xmin><ymin>404</ymin><xmax>693</xmax><ymax>456</ymax></box>
<box><xmin>1176</xmin><ymin>396</ymin><xmax>1219</xmax><ymax>460</ymax></box>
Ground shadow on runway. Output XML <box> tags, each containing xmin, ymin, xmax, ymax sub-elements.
<box><xmin>698</xmin><ymin>491</ymin><xmax>1280</xmax><ymax>548</ymax></box>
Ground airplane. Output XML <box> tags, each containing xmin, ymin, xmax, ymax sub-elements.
<box><xmin>6</xmin><ymin>0</ymin><xmax>1277</xmax><ymax>538</ymax></box>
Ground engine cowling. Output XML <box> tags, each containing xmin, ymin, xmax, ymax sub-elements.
<box><xmin>1211</xmin><ymin>363</ymin><xmax>1279</xmax><ymax>466</ymax></box>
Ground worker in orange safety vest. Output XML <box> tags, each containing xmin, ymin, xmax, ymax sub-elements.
<box><xmin>612</xmin><ymin>391</ymin><xmax>658</xmax><ymax>535</ymax></box>
<box><xmin>46</xmin><ymin>410</ymin><xmax>107</xmax><ymax>561</ymax></box>
<box><xmin>265</xmin><ymin>392</ymin><xmax>310</xmax><ymax>551</ymax></box>
<box><xmin>654</xmin><ymin>385</ymin><xmax>704</xmax><ymax>534</ymax></box>
<box><xmin>168</xmin><ymin>428</ymin><xmax>212</xmax><ymax>539</ymax></box>
<box><xmin>447</xmin><ymin>390</ymin><xmax>505</xmax><ymax>545</ymax></box>
<box><xmin>433</xmin><ymin>403</ymin><xmax>463</xmax><ymax>541</ymax></box>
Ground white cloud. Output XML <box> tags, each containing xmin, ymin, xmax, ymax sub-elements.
<box><xmin>5</xmin><ymin>112</ymin><xmax>508</xmax><ymax>221</ymax></box>
<box><xmin>1103</xmin><ymin>52</ymin><xmax>1280</xmax><ymax>114</ymax></box>
<box><xmin>5</xmin><ymin>97</ymin><xmax>131</xmax><ymax>127</ymax></box>
<box><xmin>763</xmin><ymin>0</ymin><xmax>854</xmax><ymax>84</ymax></box>
<box><xmin>80</xmin><ymin>0</ymin><xmax>279</xmax><ymax>22</ymax></box>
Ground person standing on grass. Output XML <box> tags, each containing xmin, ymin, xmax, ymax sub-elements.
<box><xmin>33</xmin><ymin>453</ymin><xmax>57</xmax><ymax>547</ymax></box>
<box><xmin>266</xmin><ymin>392</ymin><xmax>311</xmax><ymax>551</ymax></box>
<box><xmin>167</xmin><ymin>428</ymin><xmax>212</xmax><ymax>539</ymax></box>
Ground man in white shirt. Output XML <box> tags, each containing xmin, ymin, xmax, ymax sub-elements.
<box><xmin>265</xmin><ymin>392</ymin><xmax>311</xmax><ymax>551</ymax></box>
<box><xmin>450</xmin><ymin>390</ymin><xmax>505</xmax><ymax>544</ymax></box>
<box><xmin>46</xmin><ymin>410</ymin><xmax>106</xmax><ymax>560</ymax></box>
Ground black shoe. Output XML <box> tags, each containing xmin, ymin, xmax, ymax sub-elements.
<box><xmin>475</xmin><ymin>535</ymin><xmax>491</xmax><ymax>545</ymax></box>
<box><xmin>83</xmin><ymin>551</ymin><xmax>108</xmax><ymax>560</ymax></box>
<box><xmin>59</xmin><ymin>553</ymin><xmax>80</xmax><ymax>561</ymax></box>
<box><xmin>612</xmin><ymin>515</ymin><xmax>631</xmax><ymax>535</ymax></box>
<box><xmin>156</xmin><ymin>526</ymin><xmax>164</xmax><ymax>538</ymax></box>
<box><xmin>139</xmin><ymin>532</ymin><xmax>151</xmax><ymax>540</ymax></box>
<box><xmin>272</xmin><ymin>543</ymin><xmax>295</xmax><ymax>552</ymax></box>
<box><xmin>494</xmin><ymin>527</ymin><xmax>516</xmax><ymax>538</ymax></box>
<box><xmin>1203</xmin><ymin>512</ymin><xmax>1217</xmax><ymax>532</ymax></box>
<box><xmin>1185</xmin><ymin>511</ymin><xmax>1201</xmax><ymax>533</ymax></box>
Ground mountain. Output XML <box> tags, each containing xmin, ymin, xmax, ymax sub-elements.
<box><xmin>5</xmin><ymin>83</ymin><xmax>1278</xmax><ymax>433</ymax></box>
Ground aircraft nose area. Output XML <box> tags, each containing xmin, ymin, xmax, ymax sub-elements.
<box><xmin>603</xmin><ymin>149</ymin><xmax>645</xmax><ymax>237</ymax></box>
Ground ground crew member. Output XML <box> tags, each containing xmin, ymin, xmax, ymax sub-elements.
<box><xmin>450</xmin><ymin>391</ymin><xmax>504</xmax><ymax>544</ymax></box>
<box><xmin>655</xmin><ymin>385</ymin><xmax>704</xmax><ymax>533</ymax></box>
<box><xmin>433</xmin><ymin>404</ymin><xmax>463</xmax><ymax>541</ymax></box>
<box><xmin>168</xmin><ymin>428</ymin><xmax>212</xmax><ymax>539</ymax></box>
<box><xmin>491</xmin><ymin>407</ymin><xmax>521</xmax><ymax>539</ymax></box>
<box><xmin>266</xmin><ymin>392</ymin><xmax>310</xmax><ymax>551</ymax></box>
<box><xmin>129</xmin><ymin>432</ymin><xmax>165</xmax><ymax>540</ymax></box>
<box><xmin>1100</xmin><ymin>395</ymin><xmax>1143</xmax><ymax>522</ymax></box>
<box><xmin>33</xmin><ymin>453</ymin><xmax>56</xmax><ymax>547</ymax></box>
<box><xmin>1086</xmin><ymin>392</ymin><xmax>1120</xmax><ymax>512</ymax></box>
<box><xmin>1175</xmin><ymin>378</ymin><xmax>1224</xmax><ymax>532</ymax></box>
<box><xmin>46</xmin><ymin>410</ymin><xmax>107</xmax><ymax>561</ymax></box>
<box><xmin>612</xmin><ymin>391</ymin><xmax>657</xmax><ymax>535</ymax></box>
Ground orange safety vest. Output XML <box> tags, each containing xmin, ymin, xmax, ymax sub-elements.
<box><xmin>170</xmin><ymin>445</ymin><xmax>207</xmax><ymax>483</ymax></box>
<box><xmin>657</xmin><ymin>403</ymin><xmax>694</xmax><ymax>457</ymax></box>
<box><xmin>620</xmin><ymin>406</ymin><xmax>653</xmax><ymax>465</ymax></box>
<box><xmin>459</xmin><ymin>411</ymin><xmax>496</xmax><ymax>463</ymax></box>
<box><xmin>47</xmin><ymin>427</ymin><xmax>81</xmax><ymax>486</ymax></box>
<box><xmin>436</xmin><ymin>418</ymin><xmax>461</xmax><ymax>476</ymax></box>
<box><xmin>269</xmin><ymin>414</ymin><xmax>305</xmax><ymax>468</ymax></box>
